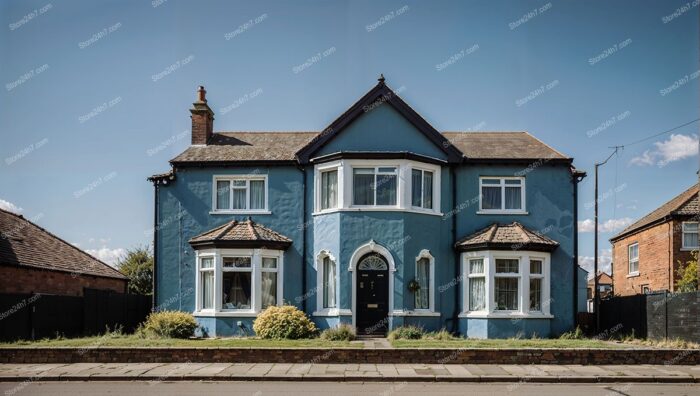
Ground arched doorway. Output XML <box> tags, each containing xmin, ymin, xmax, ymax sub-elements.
<box><xmin>355</xmin><ymin>252</ymin><xmax>389</xmax><ymax>336</ymax></box>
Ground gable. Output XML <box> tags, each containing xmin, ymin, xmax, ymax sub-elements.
<box><xmin>296</xmin><ymin>80</ymin><xmax>463</xmax><ymax>163</ymax></box>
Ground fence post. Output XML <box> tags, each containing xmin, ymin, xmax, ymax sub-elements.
<box><xmin>664</xmin><ymin>290</ymin><xmax>668</xmax><ymax>340</ymax></box>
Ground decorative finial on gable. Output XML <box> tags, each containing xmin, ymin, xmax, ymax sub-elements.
<box><xmin>378</xmin><ymin>74</ymin><xmax>385</xmax><ymax>84</ymax></box>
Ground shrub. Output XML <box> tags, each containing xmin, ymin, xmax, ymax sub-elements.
<box><xmin>320</xmin><ymin>324</ymin><xmax>356</xmax><ymax>341</ymax></box>
<box><xmin>424</xmin><ymin>328</ymin><xmax>455</xmax><ymax>341</ymax></box>
<box><xmin>253</xmin><ymin>305</ymin><xmax>317</xmax><ymax>339</ymax></box>
<box><xmin>139</xmin><ymin>311</ymin><xmax>198</xmax><ymax>339</ymax></box>
<box><xmin>388</xmin><ymin>325</ymin><xmax>425</xmax><ymax>340</ymax></box>
<box><xmin>559</xmin><ymin>326</ymin><xmax>584</xmax><ymax>340</ymax></box>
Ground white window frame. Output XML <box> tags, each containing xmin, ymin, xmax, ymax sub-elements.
<box><xmin>411</xmin><ymin>168</ymin><xmax>436</xmax><ymax>211</ymax></box>
<box><xmin>478</xmin><ymin>176</ymin><xmax>527</xmax><ymax>214</ymax></box>
<box><xmin>351</xmin><ymin>166</ymin><xmax>399</xmax><ymax>207</ymax></box>
<box><xmin>466</xmin><ymin>257</ymin><xmax>487</xmax><ymax>312</ymax></box>
<box><xmin>493</xmin><ymin>257</ymin><xmax>521</xmax><ymax>312</ymax></box>
<box><xmin>628</xmin><ymin>243</ymin><xmax>639</xmax><ymax>275</ymax></box>
<box><xmin>413</xmin><ymin>249</ymin><xmax>435</xmax><ymax>313</ymax></box>
<box><xmin>194</xmin><ymin>248</ymin><xmax>284</xmax><ymax>317</ymax></box>
<box><xmin>319</xmin><ymin>168</ymin><xmax>339</xmax><ymax>211</ymax></box>
<box><xmin>528</xmin><ymin>257</ymin><xmax>545</xmax><ymax>313</ymax></box>
<box><xmin>460</xmin><ymin>250</ymin><xmax>552</xmax><ymax>319</ymax></box>
<box><xmin>211</xmin><ymin>175</ymin><xmax>270</xmax><ymax>214</ymax></box>
<box><xmin>221</xmin><ymin>256</ymin><xmax>253</xmax><ymax>311</ymax></box>
<box><xmin>681</xmin><ymin>221</ymin><xmax>699</xmax><ymax>250</ymax></box>
<box><xmin>312</xmin><ymin>159</ymin><xmax>442</xmax><ymax>216</ymax></box>
<box><xmin>313</xmin><ymin>250</ymin><xmax>347</xmax><ymax>316</ymax></box>
<box><xmin>198</xmin><ymin>254</ymin><xmax>216</xmax><ymax>312</ymax></box>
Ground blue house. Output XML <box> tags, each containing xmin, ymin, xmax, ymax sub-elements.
<box><xmin>149</xmin><ymin>77</ymin><xmax>586</xmax><ymax>338</ymax></box>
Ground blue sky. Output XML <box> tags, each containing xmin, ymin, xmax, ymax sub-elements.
<box><xmin>1</xmin><ymin>0</ymin><xmax>698</xmax><ymax>273</ymax></box>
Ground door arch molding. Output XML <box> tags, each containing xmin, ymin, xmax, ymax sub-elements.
<box><xmin>349</xmin><ymin>240</ymin><xmax>395</xmax><ymax>331</ymax></box>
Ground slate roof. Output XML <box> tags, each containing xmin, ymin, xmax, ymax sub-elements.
<box><xmin>0</xmin><ymin>208</ymin><xmax>127</xmax><ymax>280</ymax></box>
<box><xmin>611</xmin><ymin>183</ymin><xmax>699</xmax><ymax>242</ymax></box>
<box><xmin>189</xmin><ymin>218</ymin><xmax>292</xmax><ymax>250</ymax></box>
<box><xmin>168</xmin><ymin>131</ymin><xmax>568</xmax><ymax>164</ymax></box>
<box><xmin>455</xmin><ymin>222</ymin><xmax>559</xmax><ymax>252</ymax></box>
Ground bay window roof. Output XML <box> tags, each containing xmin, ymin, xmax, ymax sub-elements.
<box><xmin>455</xmin><ymin>222</ymin><xmax>558</xmax><ymax>252</ymax></box>
<box><xmin>189</xmin><ymin>218</ymin><xmax>292</xmax><ymax>250</ymax></box>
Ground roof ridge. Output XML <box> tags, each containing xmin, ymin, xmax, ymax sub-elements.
<box><xmin>486</xmin><ymin>223</ymin><xmax>498</xmax><ymax>243</ymax></box>
<box><xmin>247</xmin><ymin>218</ymin><xmax>260</xmax><ymax>240</ymax></box>
<box><xmin>216</xmin><ymin>220</ymin><xmax>239</xmax><ymax>240</ymax></box>
<box><xmin>512</xmin><ymin>222</ymin><xmax>532</xmax><ymax>243</ymax></box>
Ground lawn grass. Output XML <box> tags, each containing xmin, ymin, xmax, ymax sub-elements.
<box><xmin>390</xmin><ymin>338</ymin><xmax>630</xmax><ymax>349</ymax></box>
<box><xmin>0</xmin><ymin>335</ymin><xmax>360</xmax><ymax>348</ymax></box>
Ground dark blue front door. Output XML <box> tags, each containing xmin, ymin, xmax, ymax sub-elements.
<box><xmin>356</xmin><ymin>253</ymin><xmax>389</xmax><ymax>336</ymax></box>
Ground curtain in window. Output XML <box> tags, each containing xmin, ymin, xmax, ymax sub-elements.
<box><xmin>201</xmin><ymin>271</ymin><xmax>214</xmax><ymax>309</ymax></box>
<box><xmin>469</xmin><ymin>277</ymin><xmax>485</xmax><ymax>311</ymax></box>
<box><xmin>223</xmin><ymin>272</ymin><xmax>251</xmax><ymax>309</ymax></box>
<box><xmin>684</xmin><ymin>224</ymin><xmax>699</xmax><ymax>247</ymax></box>
<box><xmin>423</xmin><ymin>171</ymin><xmax>433</xmax><ymax>209</ymax></box>
<box><xmin>495</xmin><ymin>277</ymin><xmax>518</xmax><ymax>310</ymax></box>
<box><xmin>469</xmin><ymin>259</ymin><xmax>484</xmax><ymax>274</ymax></box>
<box><xmin>353</xmin><ymin>169</ymin><xmax>374</xmax><ymax>205</ymax></box>
<box><xmin>411</xmin><ymin>170</ymin><xmax>422</xmax><ymax>207</ymax></box>
<box><xmin>216</xmin><ymin>181</ymin><xmax>230</xmax><ymax>210</ymax></box>
<box><xmin>323</xmin><ymin>257</ymin><xmax>336</xmax><ymax>308</ymax></box>
<box><xmin>505</xmin><ymin>186</ymin><xmax>522</xmax><ymax>209</ymax></box>
<box><xmin>261</xmin><ymin>272</ymin><xmax>277</xmax><ymax>309</ymax></box>
<box><xmin>321</xmin><ymin>170</ymin><xmax>338</xmax><ymax>210</ymax></box>
<box><xmin>529</xmin><ymin>278</ymin><xmax>542</xmax><ymax>311</ymax></box>
<box><xmin>415</xmin><ymin>258</ymin><xmax>430</xmax><ymax>309</ymax></box>
<box><xmin>232</xmin><ymin>188</ymin><xmax>246</xmax><ymax>209</ymax></box>
<box><xmin>250</xmin><ymin>180</ymin><xmax>265</xmax><ymax>210</ymax></box>
<box><xmin>376</xmin><ymin>173</ymin><xmax>397</xmax><ymax>205</ymax></box>
<box><xmin>482</xmin><ymin>186</ymin><xmax>501</xmax><ymax>209</ymax></box>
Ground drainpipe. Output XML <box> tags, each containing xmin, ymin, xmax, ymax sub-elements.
<box><xmin>450</xmin><ymin>165</ymin><xmax>459</xmax><ymax>334</ymax></box>
<box><xmin>572</xmin><ymin>169</ymin><xmax>586</xmax><ymax>327</ymax></box>
<box><xmin>152</xmin><ymin>181</ymin><xmax>159</xmax><ymax>311</ymax></box>
<box><xmin>297</xmin><ymin>165</ymin><xmax>307</xmax><ymax>313</ymax></box>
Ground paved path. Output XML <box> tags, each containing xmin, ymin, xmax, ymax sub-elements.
<box><xmin>0</xmin><ymin>363</ymin><xmax>698</xmax><ymax>383</ymax></box>
<box><xmin>361</xmin><ymin>337</ymin><xmax>392</xmax><ymax>349</ymax></box>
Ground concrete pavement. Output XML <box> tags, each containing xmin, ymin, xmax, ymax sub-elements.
<box><xmin>0</xmin><ymin>363</ymin><xmax>698</xmax><ymax>383</ymax></box>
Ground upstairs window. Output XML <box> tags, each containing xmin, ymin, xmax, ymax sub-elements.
<box><xmin>214</xmin><ymin>176</ymin><xmax>267</xmax><ymax>212</ymax></box>
<box><xmin>479</xmin><ymin>177</ymin><xmax>525</xmax><ymax>213</ymax></box>
<box><xmin>353</xmin><ymin>167</ymin><xmax>397</xmax><ymax>206</ymax></box>
<box><xmin>320</xmin><ymin>169</ymin><xmax>338</xmax><ymax>210</ymax></box>
<box><xmin>628</xmin><ymin>243</ymin><xmax>639</xmax><ymax>274</ymax></box>
<box><xmin>682</xmin><ymin>222</ymin><xmax>699</xmax><ymax>249</ymax></box>
<box><xmin>411</xmin><ymin>169</ymin><xmax>434</xmax><ymax>210</ymax></box>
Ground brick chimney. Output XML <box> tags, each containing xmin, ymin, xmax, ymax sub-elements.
<box><xmin>190</xmin><ymin>86</ymin><xmax>214</xmax><ymax>145</ymax></box>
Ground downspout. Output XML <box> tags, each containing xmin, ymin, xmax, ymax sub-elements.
<box><xmin>298</xmin><ymin>165</ymin><xmax>307</xmax><ymax>313</ymax></box>
<box><xmin>450</xmin><ymin>165</ymin><xmax>459</xmax><ymax>334</ymax></box>
<box><xmin>152</xmin><ymin>181</ymin><xmax>159</xmax><ymax>311</ymax></box>
<box><xmin>572</xmin><ymin>173</ymin><xmax>579</xmax><ymax>326</ymax></box>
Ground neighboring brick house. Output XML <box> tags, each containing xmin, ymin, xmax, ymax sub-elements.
<box><xmin>587</xmin><ymin>272</ymin><xmax>613</xmax><ymax>300</ymax></box>
<box><xmin>609</xmin><ymin>183</ymin><xmax>699</xmax><ymax>296</ymax></box>
<box><xmin>0</xmin><ymin>208</ymin><xmax>128</xmax><ymax>296</ymax></box>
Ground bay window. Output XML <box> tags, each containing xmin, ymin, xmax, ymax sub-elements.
<box><xmin>261</xmin><ymin>257</ymin><xmax>278</xmax><ymax>309</ymax></box>
<box><xmin>353</xmin><ymin>167</ymin><xmax>397</xmax><ymax>206</ymax></box>
<box><xmin>320</xmin><ymin>169</ymin><xmax>338</xmax><ymax>210</ymax></box>
<box><xmin>461</xmin><ymin>251</ymin><xmax>551</xmax><ymax>318</ymax></box>
<box><xmin>200</xmin><ymin>257</ymin><xmax>215</xmax><ymax>310</ymax></box>
<box><xmin>479</xmin><ymin>177</ymin><xmax>525</xmax><ymax>213</ymax></box>
<box><xmin>411</xmin><ymin>169</ymin><xmax>434</xmax><ymax>209</ymax></box>
<box><xmin>682</xmin><ymin>222</ymin><xmax>699</xmax><ymax>250</ymax></box>
<box><xmin>213</xmin><ymin>175</ymin><xmax>268</xmax><ymax>213</ymax></box>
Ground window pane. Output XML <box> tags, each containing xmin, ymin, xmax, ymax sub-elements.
<box><xmin>411</xmin><ymin>169</ymin><xmax>422</xmax><ymax>207</ymax></box>
<box><xmin>216</xmin><ymin>181</ymin><xmax>231</xmax><ymax>210</ymax></box>
<box><xmin>415</xmin><ymin>258</ymin><xmax>430</xmax><ymax>310</ymax></box>
<box><xmin>469</xmin><ymin>277</ymin><xmax>485</xmax><ymax>311</ymax></box>
<box><xmin>530</xmin><ymin>278</ymin><xmax>542</xmax><ymax>311</ymax></box>
<box><xmin>232</xmin><ymin>180</ymin><xmax>246</xmax><ymax>187</ymax></box>
<box><xmin>495</xmin><ymin>277</ymin><xmax>518</xmax><ymax>310</ymax></box>
<box><xmin>482</xmin><ymin>186</ymin><xmax>501</xmax><ymax>209</ymax></box>
<box><xmin>323</xmin><ymin>257</ymin><xmax>336</xmax><ymax>309</ymax></box>
<box><xmin>684</xmin><ymin>222</ymin><xmax>699</xmax><ymax>232</ymax></box>
<box><xmin>629</xmin><ymin>244</ymin><xmax>638</xmax><ymax>260</ymax></box>
<box><xmin>222</xmin><ymin>272</ymin><xmax>251</xmax><ymax>309</ymax></box>
<box><xmin>684</xmin><ymin>232</ymin><xmax>699</xmax><ymax>248</ymax></box>
<box><xmin>469</xmin><ymin>259</ymin><xmax>484</xmax><ymax>274</ymax></box>
<box><xmin>377</xmin><ymin>167</ymin><xmax>396</xmax><ymax>173</ymax></box>
<box><xmin>423</xmin><ymin>171</ymin><xmax>433</xmax><ymax>209</ymax></box>
<box><xmin>261</xmin><ymin>272</ymin><xmax>277</xmax><ymax>309</ymax></box>
<box><xmin>321</xmin><ymin>170</ymin><xmax>338</xmax><ymax>210</ymax></box>
<box><xmin>223</xmin><ymin>257</ymin><xmax>251</xmax><ymax>268</ymax></box>
<box><xmin>376</xmin><ymin>174</ymin><xmax>397</xmax><ymax>205</ymax></box>
<box><xmin>530</xmin><ymin>260</ymin><xmax>542</xmax><ymax>274</ymax></box>
<box><xmin>496</xmin><ymin>259</ymin><xmax>519</xmax><ymax>273</ymax></box>
<box><xmin>250</xmin><ymin>180</ymin><xmax>265</xmax><ymax>210</ymax></box>
<box><xmin>201</xmin><ymin>271</ymin><xmax>214</xmax><ymax>309</ymax></box>
<box><xmin>505</xmin><ymin>179</ymin><xmax>521</xmax><ymax>185</ymax></box>
<box><xmin>482</xmin><ymin>178</ymin><xmax>500</xmax><ymax>185</ymax></box>
<box><xmin>262</xmin><ymin>257</ymin><xmax>277</xmax><ymax>269</ymax></box>
<box><xmin>353</xmin><ymin>169</ymin><xmax>375</xmax><ymax>205</ymax></box>
<box><xmin>505</xmin><ymin>186</ymin><xmax>522</xmax><ymax>210</ymax></box>
<box><xmin>201</xmin><ymin>257</ymin><xmax>214</xmax><ymax>269</ymax></box>
<box><xmin>232</xmin><ymin>188</ymin><xmax>247</xmax><ymax>209</ymax></box>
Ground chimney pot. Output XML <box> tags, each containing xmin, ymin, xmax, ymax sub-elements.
<box><xmin>197</xmin><ymin>86</ymin><xmax>207</xmax><ymax>103</ymax></box>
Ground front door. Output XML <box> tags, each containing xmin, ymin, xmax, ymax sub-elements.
<box><xmin>356</xmin><ymin>253</ymin><xmax>389</xmax><ymax>336</ymax></box>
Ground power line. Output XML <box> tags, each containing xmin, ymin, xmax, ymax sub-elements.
<box><xmin>617</xmin><ymin>118</ymin><xmax>700</xmax><ymax>148</ymax></box>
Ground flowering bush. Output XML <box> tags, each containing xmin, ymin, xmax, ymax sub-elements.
<box><xmin>253</xmin><ymin>305</ymin><xmax>318</xmax><ymax>339</ymax></box>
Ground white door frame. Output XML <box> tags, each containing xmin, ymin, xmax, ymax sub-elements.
<box><xmin>348</xmin><ymin>240</ymin><xmax>396</xmax><ymax>331</ymax></box>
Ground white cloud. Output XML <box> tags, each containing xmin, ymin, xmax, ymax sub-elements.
<box><xmin>630</xmin><ymin>133</ymin><xmax>699</xmax><ymax>167</ymax></box>
<box><xmin>578</xmin><ymin>218</ymin><xmax>634</xmax><ymax>233</ymax></box>
<box><xmin>578</xmin><ymin>248</ymin><xmax>613</xmax><ymax>276</ymax></box>
<box><xmin>86</xmin><ymin>247</ymin><xmax>126</xmax><ymax>267</ymax></box>
<box><xmin>0</xmin><ymin>198</ymin><xmax>23</xmax><ymax>214</ymax></box>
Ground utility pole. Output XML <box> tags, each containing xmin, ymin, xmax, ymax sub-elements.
<box><xmin>594</xmin><ymin>146</ymin><xmax>621</xmax><ymax>333</ymax></box>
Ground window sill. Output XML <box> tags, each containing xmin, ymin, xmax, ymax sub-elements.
<box><xmin>210</xmin><ymin>210</ymin><xmax>272</xmax><ymax>215</ymax></box>
<box><xmin>680</xmin><ymin>247</ymin><xmax>699</xmax><ymax>251</ymax></box>
<box><xmin>312</xmin><ymin>208</ymin><xmax>443</xmax><ymax>217</ymax></box>
<box><xmin>194</xmin><ymin>310</ymin><xmax>259</xmax><ymax>317</ymax></box>
<box><xmin>459</xmin><ymin>312</ymin><xmax>553</xmax><ymax>319</ymax></box>
<box><xmin>626</xmin><ymin>272</ymin><xmax>640</xmax><ymax>278</ymax></box>
<box><xmin>391</xmin><ymin>310</ymin><xmax>441</xmax><ymax>317</ymax></box>
<box><xmin>477</xmin><ymin>210</ymin><xmax>528</xmax><ymax>215</ymax></box>
<box><xmin>312</xmin><ymin>309</ymin><xmax>352</xmax><ymax>317</ymax></box>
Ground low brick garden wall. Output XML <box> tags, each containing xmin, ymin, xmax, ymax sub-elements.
<box><xmin>1</xmin><ymin>348</ymin><xmax>698</xmax><ymax>365</ymax></box>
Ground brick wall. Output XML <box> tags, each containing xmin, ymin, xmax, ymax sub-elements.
<box><xmin>672</xmin><ymin>219</ymin><xmax>699</xmax><ymax>288</ymax></box>
<box><xmin>0</xmin><ymin>265</ymin><xmax>126</xmax><ymax>296</ymax></box>
<box><xmin>612</xmin><ymin>222</ymin><xmax>673</xmax><ymax>296</ymax></box>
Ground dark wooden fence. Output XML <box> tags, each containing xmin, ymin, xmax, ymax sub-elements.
<box><xmin>0</xmin><ymin>289</ymin><xmax>151</xmax><ymax>340</ymax></box>
<box><xmin>599</xmin><ymin>291</ymin><xmax>700</xmax><ymax>342</ymax></box>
